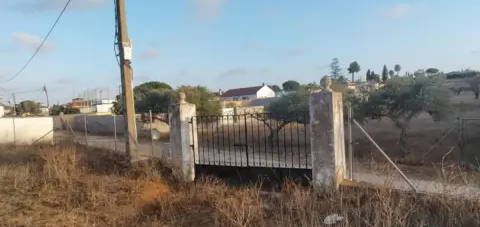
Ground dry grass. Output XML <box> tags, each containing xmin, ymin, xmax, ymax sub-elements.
<box><xmin>0</xmin><ymin>144</ymin><xmax>479</xmax><ymax>226</ymax></box>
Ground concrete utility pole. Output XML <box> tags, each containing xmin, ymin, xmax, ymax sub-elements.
<box><xmin>115</xmin><ymin>0</ymin><xmax>138</xmax><ymax>159</ymax></box>
<box><xmin>43</xmin><ymin>84</ymin><xmax>50</xmax><ymax>107</ymax></box>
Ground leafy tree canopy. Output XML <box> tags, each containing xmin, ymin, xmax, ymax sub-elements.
<box><xmin>269</xmin><ymin>85</ymin><xmax>282</xmax><ymax>93</ymax></box>
<box><xmin>347</xmin><ymin>61</ymin><xmax>361</xmax><ymax>82</ymax></box>
<box><xmin>16</xmin><ymin>100</ymin><xmax>40</xmax><ymax>115</ymax></box>
<box><xmin>330</xmin><ymin>58</ymin><xmax>342</xmax><ymax>79</ymax></box>
<box><xmin>282</xmin><ymin>80</ymin><xmax>301</xmax><ymax>92</ymax></box>
<box><xmin>267</xmin><ymin>87</ymin><xmax>309</xmax><ymax>124</ymax></box>
<box><xmin>426</xmin><ymin>68</ymin><xmax>440</xmax><ymax>74</ymax></box>
<box><xmin>178</xmin><ymin>86</ymin><xmax>221</xmax><ymax>116</ymax></box>
<box><xmin>358</xmin><ymin>75</ymin><xmax>450</xmax><ymax>155</ymax></box>
<box><xmin>382</xmin><ymin>65</ymin><xmax>389</xmax><ymax>82</ymax></box>
<box><xmin>50</xmin><ymin>105</ymin><xmax>80</xmax><ymax>115</ymax></box>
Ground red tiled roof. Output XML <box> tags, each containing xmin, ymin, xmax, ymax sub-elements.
<box><xmin>221</xmin><ymin>86</ymin><xmax>263</xmax><ymax>97</ymax></box>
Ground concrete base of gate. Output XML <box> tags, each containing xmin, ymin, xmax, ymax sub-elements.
<box><xmin>309</xmin><ymin>89</ymin><xmax>347</xmax><ymax>189</ymax></box>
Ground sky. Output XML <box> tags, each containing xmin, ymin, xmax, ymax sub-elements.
<box><xmin>0</xmin><ymin>0</ymin><xmax>479</xmax><ymax>104</ymax></box>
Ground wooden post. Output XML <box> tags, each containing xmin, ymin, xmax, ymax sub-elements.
<box><xmin>115</xmin><ymin>0</ymin><xmax>138</xmax><ymax>160</ymax></box>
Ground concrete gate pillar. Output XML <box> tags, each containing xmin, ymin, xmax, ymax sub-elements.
<box><xmin>309</xmin><ymin>78</ymin><xmax>347</xmax><ymax>188</ymax></box>
<box><xmin>169</xmin><ymin>92</ymin><xmax>197</xmax><ymax>182</ymax></box>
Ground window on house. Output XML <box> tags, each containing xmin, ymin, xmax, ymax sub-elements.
<box><xmin>242</xmin><ymin>96</ymin><xmax>249</xmax><ymax>100</ymax></box>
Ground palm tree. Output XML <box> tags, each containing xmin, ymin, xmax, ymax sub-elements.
<box><xmin>347</xmin><ymin>61</ymin><xmax>361</xmax><ymax>82</ymax></box>
<box><xmin>394</xmin><ymin>64</ymin><xmax>402</xmax><ymax>76</ymax></box>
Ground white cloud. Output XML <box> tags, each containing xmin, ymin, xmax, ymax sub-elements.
<box><xmin>193</xmin><ymin>0</ymin><xmax>228</xmax><ymax>21</ymax></box>
<box><xmin>138</xmin><ymin>48</ymin><xmax>160</xmax><ymax>60</ymax></box>
<box><xmin>384</xmin><ymin>3</ymin><xmax>412</xmax><ymax>18</ymax></box>
<box><xmin>13</xmin><ymin>0</ymin><xmax>108</xmax><ymax>12</ymax></box>
<box><xmin>12</xmin><ymin>32</ymin><xmax>56</xmax><ymax>52</ymax></box>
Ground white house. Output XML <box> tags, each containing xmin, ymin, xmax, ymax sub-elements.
<box><xmin>220</xmin><ymin>85</ymin><xmax>276</xmax><ymax>102</ymax></box>
<box><xmin>93</xmin><ymin>99</ymin><xmax>115</xmax><ymax>114</ymax></box>
<box><xmin>0</xmin><ymin>105</ymin><xmax>4</xmax><ymax>118</ymax></box>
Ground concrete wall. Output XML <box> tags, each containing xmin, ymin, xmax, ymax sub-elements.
<box><xmin>72</xmin><ymin>115</ymin><xmax>123</xmax><ymax>135</ymax></box>
<box><xmin>0</xmin><ymin>117</ymin><xmax>53</xmax><ymax>145</ymax></box>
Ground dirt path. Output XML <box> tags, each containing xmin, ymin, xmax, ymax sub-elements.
<box><xmin>352</xmin><ymin>167</ymin><xmax>480</xmax><ymax>198</ymax></box>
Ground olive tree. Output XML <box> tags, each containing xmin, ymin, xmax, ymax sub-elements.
<box><xmin>360</xmin><ymin>75</ymin><xmax>450</xmax><ymax>156</ymax></box>
<box><xmin>254</xmin><ymin>87</ymin><xmax>310</xmax><ymax>143</ymax></box>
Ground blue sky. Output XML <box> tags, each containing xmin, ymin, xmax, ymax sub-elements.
<box><xmin>1</xmin><ymin>0</ymin><xmax>479</xmax><ymax>104</ymax></box>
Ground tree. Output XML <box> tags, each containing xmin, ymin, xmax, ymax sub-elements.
<box><xmin>178</xmin><ymin>86</ymin><xmax>221</xmax><ymax>116</ymax></box>
<box><xmin>133</xmin><ymin>81</ymin><xmax>172</xmax><ymax>98</ymax></box>
<box><xmin>135</xmin><ymin>90</ymin><xmax>174</xmax><ymax>113</ymax></box>
<box><xmin>330</xmin><ymin>58</ymin><xmax>342</xmax><ymax>79</ymax></box>
<box><xmin>394</xmin><ymin>64</ymin><xmax>401</xmax><ymax>76</ymax></box>
<box><xmin>370</xmin><ymin>71</ymin><xmax>380</xmax><ymax>83</ymax></box>
<box><xmin>389</xmin><ymin>70</ymin><xmax>395</xmax><ymax>78</ymax></box>
<box><xmin>382</xmin><ymin>65</ymin><xmax>389</xmax><ymax>82</ymax></box>
<box><xmin>468</xmin><ymin>75</ymin><xmax>480</xmax><ymax>99</ymax></box>
<box><xmin>260</xmin><ymin>87</ymin><xmax>309</xmax><ymax>144</ymax></box>
<box><xmin>115</xmin><ymin>81</ymin><xmax>174</xmax><ymax>114</ymax></box>
<box><xmin>50</xmin><ymin>105</ymin><xmax>79</xmax><ymax>115</ymax></box>
<box><xmin>16</xmin><ymin>100</ymin><xmax>40</xmax><ymax>115</ymax></box>
<box><xmin>304</xmin><ymin>82</ymin><xmax>322</xmax><ymax>93</ymax></box>
<box><xmin>347</xmin><ymin>61</ymin><xmax>361</xmax><ymax>82</ymax></box>
<box><xmin>360</xmin><ymin>75</ymin><xmax>450</xmax><ymax>156</ymax></box>
<box><xmin>426</xmin><ymin>68</ymin><xmax>440</xmax><ymax>74</ymax></box>
<box><xmin>366</xmin><ymin>69</ymin><xmax>372</xmax><ymax>81</ymax></box>
<box><xmin>269</xmin><ymin>85</ymin><xmax>281</xmax><ymax>93</ymax></box>
<box><xmin>282</xmin><ymin>80</ymin><xmax>301</xmax><ymax>92</ymax></box>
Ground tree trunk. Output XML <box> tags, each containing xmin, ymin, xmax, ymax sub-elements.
<box><xmin>351</xmin><ymin>73</ymin><xmax>354</xmax><ymax>82</ymax></box>
<box><xmin>475</xmin><ymin>92</ymin><xmax>479</xmax><ymax>99</ymax></box>
<box><xmin>399</xmin><ymin>127</ymin><xmax>408</xmax><ymax>157</ymax></box>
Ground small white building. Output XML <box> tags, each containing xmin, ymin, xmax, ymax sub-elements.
<box><xmin>221</xmin><ymin>85</ymin><xmax>276</xmax><ymax>102</ymax></box>
<box><xmin>94</xmin><ymin>99</ymin><xmax>115</xmax><ymax>114</ymax></box>
<box><xmin>0</xmin><ymin>105</ymin><xmax>4</xmax><ymax>118</ymax></box>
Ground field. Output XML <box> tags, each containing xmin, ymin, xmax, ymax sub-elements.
<box><xmin>1</xmin><ymin>144</ymin><xmax>480</xmax><ymax>226</ymax></box>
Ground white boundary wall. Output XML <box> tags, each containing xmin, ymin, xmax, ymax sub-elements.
<box><xmin>0</xmin><ymin>117</ymin><xmax>54</xmax><ymax>145</ymax></box>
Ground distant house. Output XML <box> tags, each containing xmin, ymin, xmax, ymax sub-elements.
<box><xmin>40</xmin><ymin>105</ymin><xmax>49</xmax><ymax>115</ymax></box>
<box><xmin>221</xmin><ymin>85</ymin><xmax>276</xmax><ymax>102</ymax></box>
<box><xmin>93</xmin><ymin>99</ymin><xmax>115</xmax><ymax>114</ymax></box>
<box><xmin>70</xmin><ymin>98</ymin><xmax>115</xmax><ymax>114</ymax></box>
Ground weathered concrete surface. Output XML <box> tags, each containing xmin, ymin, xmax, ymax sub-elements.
<box><xmin>169</xmin><ymin>99</ymin><xmax>197</xmax><ymax>182</ymax></box>
<box><xmin>309</xmin><ymin>91</ymin><xmax>346</xmax><ymax>188</ymax></box>
<box><xmin>0</xmin><ymin>117</ymin><xmax>53</xmax><ymax>145</ymax></box>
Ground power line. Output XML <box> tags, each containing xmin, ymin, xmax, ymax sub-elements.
<box><xmin>2</xmin><ymin>0</ymin><xmax>72</xmax><ymax>83</ymax></box>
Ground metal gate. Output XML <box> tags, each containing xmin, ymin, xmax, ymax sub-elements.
<box><xmin>191</xmin><ymin>113</ymin><xmax>311</xmax><ymax>169</ymax></box>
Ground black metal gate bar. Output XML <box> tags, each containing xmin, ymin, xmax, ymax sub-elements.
<box><xmin>193</xmin><ymin>112</ymin><xmax>311</xmax><ymax>169</ymax></box>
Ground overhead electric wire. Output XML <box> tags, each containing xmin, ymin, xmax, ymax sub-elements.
<box><xmin>113</xmin><ymin>0</ymin><xmax>121</xmax><ymax>66</ymax></box>
<box><xmin>3</xmin><ymin>0</ymin><xmax>72</xmax><ymax>83</ymax></box>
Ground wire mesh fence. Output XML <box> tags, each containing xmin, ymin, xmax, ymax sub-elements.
<box><xmin>347</xmin><ymin>104</ymin><xmax>480</xmax><ymax>194</ymax></box>
<box><xmin>51</xmin><ymin>112</ymin><xmax>170</xmax><ymax>160</ymax></box>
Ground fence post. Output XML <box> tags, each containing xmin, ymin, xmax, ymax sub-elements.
<box><xmin>149</xmin><ymin>110</ymin><xmax>154</xmax><ymax>158</ymax></box>
<box><xmin>12</xmin><ymin>117</ymin><xmax>16</xmax><ymax>146</ymax></box>
<box><xmin>113</xmin><ymin>114</ymin><xmax>117</xmax><ymax>153</ymax></box>
<box><xmin>169</xmin><ymin>92</ymin><xmax>197</xmax><ymax>182</ymax></box>
<box><xmin>348</xmin><ymin>104</ymin><xmax>354</xmax><ymax>180</ymax></box>
<box><xmin>84</xmin><ymin>114</ymin><xmax>88</xmax><ymax>146</ymax></box>
<box><xmin>309</xmin><ymin>78</ymin><xmax>346</xmax><ymax>189</ymax></box>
